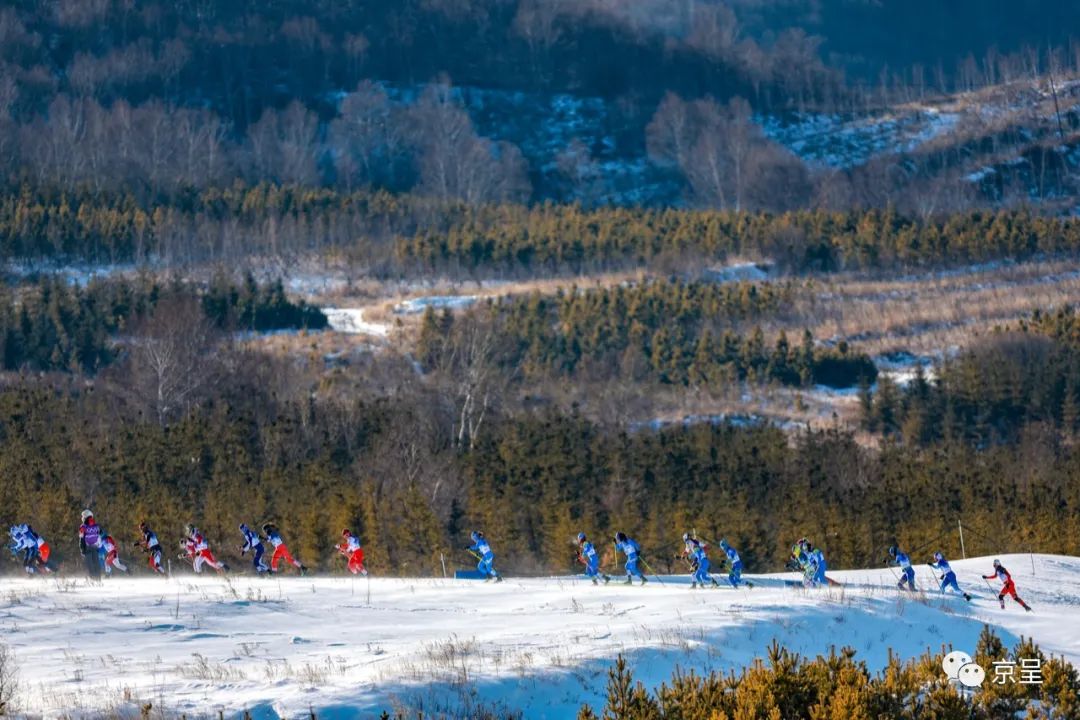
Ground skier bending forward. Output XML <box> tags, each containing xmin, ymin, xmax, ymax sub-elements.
<box><xmin>983</xmin><ymin>559</ymin><xmax>1031</xmax><ymax>611</ymax></box>
<box><xmin>468</xmin><ymin>531</ymin><xmax>502</xmax><ymax>582</ymax></box>
<box><xmin>180</xmin><ymin>525</ymin><xmax>228</xmax><ymax>574</ymax></box>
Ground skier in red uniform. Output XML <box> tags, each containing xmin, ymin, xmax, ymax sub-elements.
<box><xmin>337</xmin><ymin>529</ymin><xmax>367</xmax><ymax>575</ymax></box>
<box><xmin>180</xmin><ymin>524</ymin><xmax>228</xmax><ymax>574</ymax></box>
<box><xmin>263</xmin><ymin>523</ymin><xmax>307</xmax><ymax>575</ymax></box>
<box><xmin>983</xmin><ymin>559</ymin><xmax>1032</xmax><ymax>611</ymax></box>
<box><xmin>102</xmin><ymin>534</ymin><xmax>128</xmax><ymax>576</ymax></box>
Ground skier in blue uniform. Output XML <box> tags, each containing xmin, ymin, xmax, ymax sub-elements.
<box><xmin>576</xmin><ymin>532</ymin><xmax>610</xmax><ymax>585</ymax></box>
<box><xmin>614</xmin><ymin>532</ymin><xmax>646</xmax><ymax>585</ymax></box>
<box><xmin>682</xmin><ymin>534</ymin><xmax>719</xmax><ymax>589</ymax></box>
<box><xmin>928</xmin><ymin>551</ymin><xmax>971</xmax><ymax>601</ymax></box>
<box><xmin>468</xmin><ymin>531</ymin><xmax>502</xmax><ymax>582</ymax></box>
<box><xmin>888</xmin><ymin>545</ymin><xmax>916</xmax><ymax>591</ymax></box>
<box><xmin>718</xmin><ymin>538</ymin><xmax>751</xmax><ymax>588</ymax></box>
<box><xmin>9</xmin><ymin>525</ymin><xmax>51</xmax><ymax>574</ymax></box>
<box><xmin>239</xmin><ymin>523</ymin><xmax>270</xmax><ymax>574</ymax></box>
<box><xmin>808</xmin><ymin>543</ymin><xmax>827</xmax><ymax>585</ymax></box>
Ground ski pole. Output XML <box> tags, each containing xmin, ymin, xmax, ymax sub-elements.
<box><xmin>639</xmin><ymin>557</ymin><xmax>664</xmax><ymax>586</ymax></box>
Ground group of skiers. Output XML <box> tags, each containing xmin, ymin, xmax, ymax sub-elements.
<box><xmin>9</xmin><ymin>509</ymin><xmax>368</xmax><ymax>580</ymax></box>
<box><xmin>77</xmin><ymin>510</ymin><xmax>127</xmax><ymax>578</ymax></box>
<box><xmin>566</xmin><ymin>531</ymin><xmax>750</xmax><ymax>589</ymax></box>
<box><xmin>6</xmin><ymin>511</ymin><xmax>1037</xmax><ymax>611</ymax></box>
<box><xmin>789</xmin><ymin>537</ymin><xmax>829</xmax><ymax>586</ymax></box>
<box><xmin>887</xmin><ymin>544</ymin><xmax>1032</xmax><ymax>611</ymax></box>
<box><xmin>8</xmin><ymin>524</ymin><xmax>51</xmax><ymax>575</ymax></box>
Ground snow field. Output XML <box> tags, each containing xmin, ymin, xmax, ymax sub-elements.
<box><xmin>0</xmin><ymin>554</ymin><xmax>1076</xmax><ymax>719</ymax></box>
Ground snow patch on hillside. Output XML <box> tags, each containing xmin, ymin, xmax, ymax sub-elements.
<box><xmin>395</xmin><ymin>296</ymin><xmax>480</xmax><ymax>314</ymax></box>
<box><xmin>322</xmin><ymin>308</ymin><xmax>390</xmax><ymax>336</ymax></box>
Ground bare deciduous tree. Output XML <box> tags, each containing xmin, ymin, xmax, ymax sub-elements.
<box><xmin>647</xmin><ymin>93</ymin><xmax>810</xmax><ymax>211</ymax></box>
<box><xmin>329</xmin><ymin>81</ymin><xmax>408</xmax><ymax>190</ymax></box>
<box><xmin>126</xmin><ymin>296</ymin><xmax>222</xmax><ymax>426</ymax></box>
<box><xmin>246</xmin><ymin>101</ymin><xmax>321</xmax><ymax>185</ymax></box>
<box><xmin>437</xmin><ymin>313</ymin><xmax>502</xmax><ymax>451</ymax></box>
<box><xmin>408</xmin><ymin>82</ymin><xmax>531</xmax><ymax>204</ymax></box>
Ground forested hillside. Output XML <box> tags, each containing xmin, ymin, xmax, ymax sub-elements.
<box><xmin>2</xmin><ymin>1</ymin><xmax>1080</xmax><ymax>209</ymax></box>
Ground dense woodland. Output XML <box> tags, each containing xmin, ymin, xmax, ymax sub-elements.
<box><xmin>867</xmin><ymin>306</ymin><xmax>1080</xmax><ymax>446</ymax></box>
<box><xmin>2</xmin><ymin>184</ymin><xmax>1079</xmax><ymax>272</ymax></box>
<box><xmin>419</xmin><ymin>281</ymin><xmax>875</xmax><ymax>389</ymax></box>
<box><xmin>2</xmin><ymin>368</ymin><xmax>1078</xmax><ymax>578</ymax></box>
<box><xmin>1</xmin><ymin>2</ymin><xmax>1079</xmax><ymax>209</ymax></box>
<box><xmin>0</xmin><ymin>274</ymin><xmax>325</xmax><ymax>373</ymax></box>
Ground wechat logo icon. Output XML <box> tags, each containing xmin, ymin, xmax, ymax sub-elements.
<box><xmin>943</xmin><ymin>650</ymin><xmax>985</xmax><ymax>688</ymax></box>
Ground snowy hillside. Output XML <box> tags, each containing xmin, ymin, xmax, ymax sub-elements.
<box><xmin>1</xmin><ymin>554</ymin><xmax>1077</xmax><ymax>719</ymax></box>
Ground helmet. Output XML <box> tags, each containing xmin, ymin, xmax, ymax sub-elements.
<box><xmin>239</xmin><ymin>523</ymin><xmax>248</xmax><ymax>532</ymax></box>
<box><xmin>262</xmin><ymin>523</ymin><xmax>272</xmax><ymax>534</ymax></box>
<box><xmin>576</xmin><ymin>532</ymin><xmax>586</xmax><ymax>543</ymax></box>
<box><xmin>888</xmin><ymin>545</ymin><xmax>898</xmax><ymax>557</ymax></box>
<box><xmin>471</xmin><ymin>531</ymin><xmax>483</xmax><ymax>542</ymax></box>
<box><xmin>342</xmin><ymin>528</ymin><xmax>351</xmax><ymax>537</ymax></box>
<box><xmin>184</xmin><ymin>524</ymin><xmax>195</xmax><ymax>536</ymax></box>
<box><xmin>798</xmin><ymin>537</ymin><xmax>809</xmax><ymax>548</ymax></box>
<box><xmin>615</xmin><ymin>532</ymin><xmax>627</xmax><ymax>543</ymax></box>
<box><xmin>993</xmin><ymin>558</ymin><xmax>1001</xmax><ymax>567</ymax></box>
<box><xmin>933</xmin><ymin>551</ymin><xmax>944</xmax><ymax>562</ymax></box>
<box><xmin>81</xmin><ymin>509</ymin><xmax>93</xmax><ymax>523</ymax></box>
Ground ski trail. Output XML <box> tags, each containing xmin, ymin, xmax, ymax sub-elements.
<box><xmin>0</xmin><ymin>554</ymin><xmax>1075</xmax><ymax>718</ymax></box>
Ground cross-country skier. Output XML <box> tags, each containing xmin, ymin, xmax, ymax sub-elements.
<box><xmin>614</xmin><ymin>531</ymin><xmax>646</xmax><ymax>585</ymax></box>
<box><xmin>262</xmin><ymin>523</ymin><xmax>307</xmax><ymax>575</ymax></box>
<box><xmin>337</xmin><ymin>529</ymin><xmax>367</xmax><ymax>575</ymax></box>
<box><xmin>79</xmin><ymin>510</ymin><xmax>104</xmax><ymax>579</ymax></box>
<box><xmin>888</xmin><ymin>545</ymin><xmax>916</xmax><ymax>591</ymax></box>
<box><xmin>239</xmin><ymin>523</ymin><xmax>269</xmax><ymax>574</ymax></box>
<box><xmin>718</xmin><ymin>538</ymin><xmax>751</xmax><ymax>588</ymax></box>
<box><xmin>576</xmin><ymin>532</ymin><xmax>610</xmax><ymax>585</ymax></box>
<box><xmin>135</xmin><ymin>522</ymin><xmax>165</xmax><ymax>574</ymax></box>
<box><xmin>808</xmin><ymin>543</ymin><xmax>827</xmax><ymax>585</ymax></box>
<box><xmin>983</xmin><ymin>559</ymin><xmax>1032</xmax><ymax>611</ymax></box>
<box><xmin>101</xmin><ymin>534</ymin><xmax>128</xmax><ymax>575</ymax></box>
<box><xmin>9</xmin><ymin>525</ymin><xmax>51</xmax><ymax>574</ymax></box>
<box><xmin>180</xmin><ymin>524</ymin><xmax>228</xmax><ymax>574</ymax></box>
<box><xmin>790</xmin><ymin>538</ymin><xmax>817</xmax><ymax>586</ymax></box>
<box><xmin>468</xmin><ymin>531</ymin><xmax>502</xmax><ymax>582</ymax></box>
<box><xmin>683</xmin><ymin>534</ymin><xmax>719</xmax><ymax>589</ymax></box>
<box><xmin>928</xmin><ymin>551</ymin><xmax>971</xmax><ymax>601</ymax></box>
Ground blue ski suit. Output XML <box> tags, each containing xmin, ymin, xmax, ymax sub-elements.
<box><xmin>929</xmin><ymin>556</ymin><xmax>964</xmax><ymax>595</ymax></box>
<box><xmin>722</xmin><ymin>545</ymin><xmax>745</xmax><ymax>587</ymax></box>
<box><xmin>240</xmin><ymin>525</ymin><xmax>268</xmax><ymax>573</ymax></box>
<box><xmin>617</xmin><ymin>538</ymin><xmax>644</xmax><ymax>579</ymax></box>
<box><xmin>689</xmin><ymin>543</ymin><xmax>712</xmax><ymax>585</ymax></box>
<box><xmin>811</xmin><ymin>548</ymin><xmax>827</xmax><ymax>584</ymax></box>
<box><xmin>580</xmin><ymin>541</ymin><xmax>601</xmax><ymax>578</ymax></box>
<box><xmin>893</xmin><ymin>550</ymin><xmax>916</xmax><ymax>590</ymax></box>
<box><xmin>469</xmin><ymin>537</ymin><xmax>499</xmax><ymax>578</ymax></box>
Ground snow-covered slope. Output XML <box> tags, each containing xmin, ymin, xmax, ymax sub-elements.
<box><xmin>1</xmin><ymin>554</ymin><xmax>1076</xmax><ymax>718</ymax></box>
